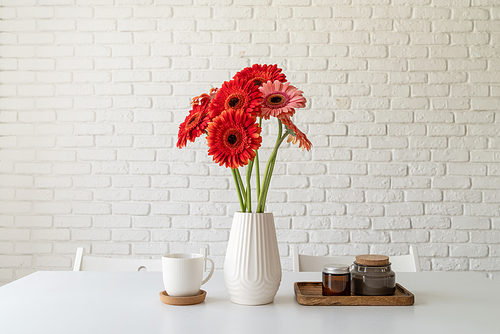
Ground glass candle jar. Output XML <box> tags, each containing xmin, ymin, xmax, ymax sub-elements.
<box><xmin>322</xmin><ymin>264</ymin><xmax>350</xmax><ymax>296</ymax></box>
<box><xmin>350</xmin><ymin>255</ymin><xmax>396</xmax><ymax>296</ymax></box>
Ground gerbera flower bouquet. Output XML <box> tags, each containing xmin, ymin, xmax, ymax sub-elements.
<box><xmin>177</xmin><ymin>64</ymin><xmax>311</xmax><ymax>213</ymax></box>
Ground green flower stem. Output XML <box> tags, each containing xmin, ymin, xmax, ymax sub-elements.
<box><xmin>255</xmin><ymin>151</ymin><xmax>260</xmax><ymax>200</ymax></box>
<box><xmin>255</xmin><ymin>117</ymin><xmax>262</xmax><ymax>200</ymax></box>
<box><xmin>257</xmin><ymin>119</ymin><xmax>283</xmax><ymax>213</ymax></box>
<box><xmin>245</xmin><ymin>159</ymin><xmax>254</xmax><ymax>213</ymax></box>
<box><xmin>235</xmin><ymin>168</ymin><xmax>246</xmax><ymax>205</ymax></box>
<box><xmin>257</xmin><ymin>132</ymin><xmax>290</xmax><ymax>213</ymax></box>
<box><xmin>231</xmin><ymin>168</ymin><xmax>245</xmax><ymax>212</ymax></box>
<box><xmin>260</xmin><ymin>156</ymin><xmax>277</xmax><ymax>213</ymax></box>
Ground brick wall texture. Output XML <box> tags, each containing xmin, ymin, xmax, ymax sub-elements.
<box><xmin>1</xmin><ymin>0</ymin><xmax>500</xmax><ymax>285</ymax></box>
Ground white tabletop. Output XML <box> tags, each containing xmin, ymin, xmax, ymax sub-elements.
<box><xmin>0</xmin><ymin>271</ymin><xmax>499</xmax><ymax>334</ymax></box>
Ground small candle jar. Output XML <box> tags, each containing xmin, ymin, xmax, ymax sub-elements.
<box><xmin>350</xmin><ymin>255</ymin><xmax>396</xmax><ymax>296</ymax></box>
<box><xmin>322</xmin><ymin>264</ymin><xmax>350</xmax><ymax>296</ymax></box>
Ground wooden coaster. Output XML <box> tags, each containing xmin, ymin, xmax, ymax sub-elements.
<box><xmin>159</xmin><ymin>290</ymin><xmax>206</xmax><ymax>306</ymax></box>
<box><xmin>355</xmin><ymin>254</ymin><xmax>390</xmax><ymax>266</ymax></box>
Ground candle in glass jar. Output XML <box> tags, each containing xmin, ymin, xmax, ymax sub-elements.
<box><xmin>322</xmin><ymin>264</ymin><xmax>350</xmax><ymax>296</ymax></box>
<box><xmin>350</xmin><ymin>254</ymin><xmax>396</xmax><ymax>296</ymax></box>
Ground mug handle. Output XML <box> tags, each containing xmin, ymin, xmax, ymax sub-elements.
<box><xmin>201</xmin><ymin>257</ymin><xmax>215</xmax><ymax>285</ymax></box>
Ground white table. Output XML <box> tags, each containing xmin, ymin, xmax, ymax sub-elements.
<box><xmin>0</xmin><ymin>271</ymin><xmax>499</xmax><ymax>334</ymax></box>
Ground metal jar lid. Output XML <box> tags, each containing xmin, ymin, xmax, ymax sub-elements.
<box><xmin>323</xmin><ymin>263</ymin><xmax>350</xmax><ymax>275</ymax></box>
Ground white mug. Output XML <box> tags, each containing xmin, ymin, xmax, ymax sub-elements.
<box><xmin>162</xmin><ymin>253</ymin><xmax>215</xmax><ymax>297</ymax></box>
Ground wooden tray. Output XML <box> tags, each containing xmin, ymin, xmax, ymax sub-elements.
<box><xmin>159</xmin><ymin>290</ymin><xmax>206</xmax><ymax>306</ymax></box>
<box><xmin>294</xmin><ymin>282</ymin><xmax>414</xmax><ymax>306</ymax></box>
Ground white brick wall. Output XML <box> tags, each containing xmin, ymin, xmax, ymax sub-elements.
<box><xmin>1</xmin><ymin>1</ymin><xmax>499</xmax><ymax>284</ymax></box>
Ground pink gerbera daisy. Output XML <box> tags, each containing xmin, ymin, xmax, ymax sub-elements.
<box><xmin>258</xmin><ymin>81</ymin><xmax>306</xmax><ymax>119</ymax></box>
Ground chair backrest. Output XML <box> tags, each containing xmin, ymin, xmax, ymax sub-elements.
<box><xmin>292</xmin><ymin>245</ymin><xmax>421</xmax><ymax>273</ymax></box>
<box><xmin>73</xmin><ymin>247</ymin><xmax>162</xmax><ymax>272</ymax></box>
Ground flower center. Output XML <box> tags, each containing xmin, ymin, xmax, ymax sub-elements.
<box><xmin>266</xmin><ymin>93</ymin><xmax>287</xmax><ymax>107</ymax></box>
<box><xmin>186</xmin><ymin>113</ymin><xmax>200</xmax><ymax>130</ymax></box>
<box><xmin>226</xmin><ymin>93</ymin><xmax>245</xmax><ymax>110</ymax></box>
<box><xmin>224</xmin><ymin>129</ymin><xmax>243</xmax><ymax>149</ymax></box>
<box><xmin>271</xmin><ymin>96</ymin><xmax>283</xmax><ymax>103</ymax></box>
<box><xmin>227</xmin><ymin>134</ymin><xmax>237</xmax><ymax>145</ymax></box>
<box><xmin>252</xmin><ymin>77</ymin><xmax>265</xmax><ymax>86</ymax></box>
<box><xmin>229</xmin><ymin>98</ymin><xmax>239</xmax><ymax>108</ymax></box>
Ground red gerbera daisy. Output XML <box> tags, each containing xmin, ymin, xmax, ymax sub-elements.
<box><xmin>207</xmin><ymin>109</ymin><xmax>262</xmax><ymax>169</ymax></box>
<box><xmin>208</xmin><ymin>79</ymin><xmax>262</xmax><ymax>119</ymax></box>
<box><xmin>191</xmin><ymin>87</ymin><xmax>218</xmax><ymax>107</ymax></box>
<box><xmin>177</xmin><ymin>102</ymin><xmax>210</xmax><ymax>149</ymax></box>
<box><xmin>232</xmin><ymin>64</ymin><xmax>287</xmax><ymax>87</ymax></box>
<box><xmin>278</xmin><ymin>114</ymin><xmax>312</xmax><ymax>152</ymax></box>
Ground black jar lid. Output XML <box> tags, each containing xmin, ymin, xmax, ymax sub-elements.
<box><xmin>323</xmin><ymin>263</ymin><xmax>350</xmax><ymax>274</ymax></box>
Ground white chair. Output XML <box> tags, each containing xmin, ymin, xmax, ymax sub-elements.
<box><xmin>73</xmin><ymin>247</ymin><xmax>209</xmax><ymax>272</ymax></box>
<box><xmin>292</xmin><ymin>245</ymin><xmax>421</xmax><ymax>273</ymax></box>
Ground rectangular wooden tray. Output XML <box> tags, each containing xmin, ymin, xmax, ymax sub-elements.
<box><xmin>294</xmin><ymin>282</ymin><xmax>414</xmax><ymax>306</ymax></box>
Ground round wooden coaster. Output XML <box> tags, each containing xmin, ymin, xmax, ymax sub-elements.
<box><xmin>159</xmin><ymin>290</ymin><xmax>206</xmax><ymax>306</ymax></box>
<box><xmin>355</xmin><ymin>254</ymin><xmax>390</xmax><ymax>266</ymax></box>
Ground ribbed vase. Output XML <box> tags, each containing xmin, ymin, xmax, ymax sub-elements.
<box><xmin>223</xmin><ymin>212</ymin><xmax>282</xmax><ymax>305</ymax></box>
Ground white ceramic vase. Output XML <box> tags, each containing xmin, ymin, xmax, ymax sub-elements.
<box><xmin>223</xmin><ymin>212</ymin><xmax>282</xmax><ymax>305</ymax></box>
